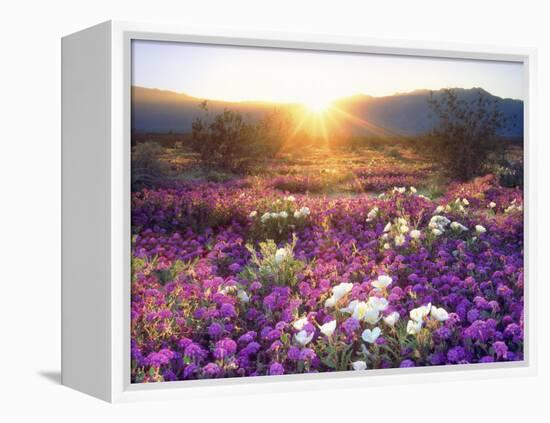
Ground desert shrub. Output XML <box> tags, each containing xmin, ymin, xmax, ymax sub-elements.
<box><xmin>132</xmin><ymin>141</ymin><xmax>171</xmax><ymax>189</ymax></box>
<box><xmin>428</xmin><ymin>89</ymin><xmax>505</xmax><ymax>181</ymax></box>
<box><xmin>489</xmin><ymin>159</ymin><xmax>524</xmax><ymax>188</ymax></box>
<box><xmin>384</xmin><ymin>145</ymin><xmax>403</xmax><ymax>160</ymax></box>
<box><xmin>191</xmin><ymin>107</ymin><xmax>258</xmax><ymax>172</ymax></box>
<box><xmin>241</xmin><ymin>235</ymin><xmax>305</xmax><ymax>288</ymax></box>
<box><xmin>363</xmin><ymin>137</ymin><xmax>387</xmax><ymax>151</ymax></box>
<box><xmin>191</xmin><ymin>104</ymin><xmax>293</xmax><ymax>173</ymax></box>
<box><xmin>248</xmin><ymin>196</ymin><xmax>311</xmax><ymax>243</ymax></box>
<box><xmin>255</xmin><ymin>109</ymin><xmax>293</xmax><ymax>157</ymax></box>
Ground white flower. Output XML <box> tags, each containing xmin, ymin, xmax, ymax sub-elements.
<box><xmin>219</xmin><ymin>285</ymin><xmax>237</xmax><ymax>294</ymax></box>
<box><xmin>462</xmin><ymin>198</ymin><xmax>470</xmax><ymax>205</ymax></box>
<box><xmin>341</xmin><ymin>300</ymin><xmax>380</xmax><ymax>324</ymax></box>
<box><xmin>261</xmin><ymin>212</ymin><xmax>271</xmax><ymax>223</ymax></box>
<box><xmin>366</xmin><ymin>207</ymin><xmax>379</xmax><ymax>222</ymax></box>
<box><xmin>292</xmin><ymin>317</ymin><xmax>308</xmax><ymax>330</ymax></box>
<box><xmin>409</xmin><ymin>303</ymin><xmax>431</xmax><ymax>322</ymax></box>
<box><xmin>348</xmin><ymin>301</ymin><xmax>367</xmax><ymax>320</ymax></box>
<box><xmin>430</xmin><ymin>306</ymin><xmax>449</xmax><ymax>322</ymax></box>
<box><xmin>331</xmin><ymin>282</ymin><xmax>354</xmax><ymax>301</ymax></box>
<box><xmin>475</xmin><ymin>225</ymin><xmax>487</xmax><ymax>234</ymax></box>
<box><xmin>340</xmin><ymin>299</ymin><xmax>358</xmax><ymax>314</ymax></box>
<box><xmin>399</xmin><ymin>225</ymin><xmax>410</xmax><ymax>234</ymax></box>
<box><xmin>352</xmin><ymin>360</ymin><xmax>367</xmax><ymax>371</ymax></box>
<box><xmin>407</xmin><ymin>319</ymin><xmax>423</xmax><ymax>335</ymax></box>
<box><xmin>372</xmin><ymin>275</ymin><xmax>393</xmax><ymax>290</ymax></box>
<box><xmin>504</xmin><ymin>203</ymin><xmax>522</xmax><ymax>213</ymax></box>
<box><xmin>274</xmin><ymin>248</ymin><xmax>288</xmax><ymax>264</ymax></box>
<box><xmin>393</xmin><ymin>186</ymin><xmax>406</xmax><ymax>194</ymax></box>
<box><xmin>320</xmin><ymin>320</ymin><xmax>337</xmax><ymax>337</ymax></box>
<box><xmin>324</xmin><ymin>296</ymin><xmax>336</xmax><ymax>308</ymax></box>
<box><xmin>397</xmin><ymin>217</ymin><xmax>407</xmax><ymax>226</ymax></box>
<box><xmin>361</xmin><ymin>327</ymin><xmax>381</xmax><ymax>344</ymax></box>
<box><xmin>488</xmin><ymin>202</ymin><xmax>496</xmax><ymax>209</ymax></box>
<box><xmin>430</xmin><ymin>215</ymin><xmax>451</xmax><ymax>231</ymax></box>
<box><xmin>325</xmin><ymin>282</ymin><xmax>354</xmax><ymax>308</ymax></box>
<box><xmin>432</xmin><ymin>228</ymin><xmax>443</xmax><ymax>236</ymax></box>
<box><xmin>293</xmin><ymin>210</ymin><xmax>303</xmax><ymax>219</ymax></box>
<box><xmin>434</xmin><ymin>205</ymin><xmax>445</xmax><ymax>214</ymax></box>
<box><xmin>383</xmin><ymin>242</ymin><xmax>391</xmax><ymax>250</ymax></box>
<box><xmin>450</xmin><ymin>221</ymin><xmax>468</xmax><ymax>232</ymax></box>
<box><xmin>299</xmin><ymin>206</ymin><xmax>310</xmax><ymax>216</ymax></box>
<box><xmin>237</xmin><ymin>289</ymin><xmax>250</xmax><ymax>303</ymax></box>
<box><xmin>410</xmin><ymin>186</ymin><xmax>417</xmax><ymax>193</ymax></box>
<box><xmin>294</xmin><ymin>330</ymin><xmax>314</xmax><ymax>346</ymax></box>
<box><xmin>367</xmin><ymin>296</ymin><xmax>389</xmax><ymax>312</ymax></box>
<box><xmin>279</xmin><ymin>211</ymin><xmax>288</xmax><ymax>219</ymax></box>
<box><xmin>394</xmin><ymin>234</ymin><xmax>406</xmax><ymax>246</ymax></box>
<box><xmin>410</xmin><ymin>229</ymin><xmax>421</xmax><ymax>239</ymax></box>
<box><xmin>383</xmin><ymin>222</ymin><xmax>392</xmax><ymax>232</ymax></box>
<box><xmin>249</xmin><ymin>210</ymin><xmax>258</xmax><ymax>218</ymax></box>
<box><xmin>285</xmin><ymin>195</ymin><xmax>296</xmax><ymax>202</ymax></box>
<box><xmin>353</xmin><ymin>302</ymin><xmax>379</xmax><ymax>323</ymax></box>
<box><xmin>363</xmin><ymin>308</ymin><xmax>381</xmax><ymax>325</ymax></box>
<box><xmin>383</xmin><ymin>311</ymin><xmax>400</xmax><ymax>326</ymax></box>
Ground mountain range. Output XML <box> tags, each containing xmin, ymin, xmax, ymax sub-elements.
<box><xmin>131</xmin><ymin>86</ymin><xmax>523</xmax><ymax>138</ymax></box>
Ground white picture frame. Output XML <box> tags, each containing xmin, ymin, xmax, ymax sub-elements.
<box><xmin>61</xmin><ymin>20</ymin><xmax>538</xmax><ymax>403</ymax></box>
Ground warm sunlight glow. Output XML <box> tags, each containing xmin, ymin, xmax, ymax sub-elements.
<box><xmin>133</xmin><ymin>41</ymin><xmax>524</xmax><ymax>103</ymax></box>
<box><xmin>303</xmin><ymin>98</ymin><xmax>332</xmax><ymax>114</ymax></box>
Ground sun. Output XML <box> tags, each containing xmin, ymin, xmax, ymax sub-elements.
<box><xmin>303</xmin><ymin>97</ymin><xmax>332</xmax><ymax>114</ymax></box>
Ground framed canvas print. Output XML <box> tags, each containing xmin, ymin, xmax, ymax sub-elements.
<box><xmin>61</xmin><ymin>21</ymin><xmax>537</xmax><ymax>402</ymax></box>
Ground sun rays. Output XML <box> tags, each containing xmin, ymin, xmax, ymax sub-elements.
<box><xmin>302</xmin><ymin>97</ymin><xmax>332</xmax><ymax>114</ymax></box>
<box><xmin>275</xmin><ymin>100</ymin><xmax>404</xmax><ymax>158</ymax></box>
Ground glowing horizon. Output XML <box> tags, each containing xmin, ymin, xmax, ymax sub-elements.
<box><xmin>132</xmin><ymin>40</ymin><xmax>524</xmax><ymax>105</ymax></box>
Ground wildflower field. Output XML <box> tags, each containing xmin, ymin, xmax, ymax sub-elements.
<box><xmin>130</xmin><ymin>145</ymin><xmax>524</xmax><ymax>383</ymax></box>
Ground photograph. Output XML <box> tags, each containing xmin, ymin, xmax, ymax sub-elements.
<box><xmin>130</xmin><ymin>40</ymin><xmax>524</xmax><ymax>383</ymax></box>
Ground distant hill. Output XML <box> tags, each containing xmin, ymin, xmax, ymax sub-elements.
<box><xmin>132</xmin><ymin>86</ymin><xmax>523</xmax><ymax>138</ymax></box>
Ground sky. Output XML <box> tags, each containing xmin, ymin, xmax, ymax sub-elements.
<box><xmin>132</xmin><ymin>40</ymin><xmax>524</xmax><ymax>106</ymax></box>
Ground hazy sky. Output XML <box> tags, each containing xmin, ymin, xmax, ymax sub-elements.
<box><xmin>132</xmin><ymin>40</ymin><xmax>524</xmax><ymax>105</ymax></box>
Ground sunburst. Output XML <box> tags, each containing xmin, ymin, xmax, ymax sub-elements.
<box><xmin>303</xmin><ymin>97</ymin><xmax>332</xmax><ymax>114</ymax></box>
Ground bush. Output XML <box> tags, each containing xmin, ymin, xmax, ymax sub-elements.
<box><xmin>191</xmin><ymin>107</ymin><xmax>257</xmax><ymax>172</ymax></box>
<box><xmin>191</xmin><ymin>104</ymin><xmax>293</xmax><ymax>173</ymax></box>
<box><xmin>428</xmin><ymin>89</ymin><xmax>505</xmax><ymax>181</ymax></box>
<box><xmin>384</xmin><ymin>145</ymin><xmax>403</xmax><ymax>160</ymax></box>
<box><xmin>255</xmin><ymin>109</ymin><xmax>293</xmax><ymax>157</ymax></box>
<box><xmin>132</xmin><ymin>142</ymin><xmax>170</xmax><ymax>189</ymax></box>
<box><xmin>241</xmin><ymin>235</ymin><xmax>305</xmax><ymax>288</ymax></box>
<box><xmin>492</xmin><ymin>159</ymin><xmax>524</xmax><ymax>188</ymax></box>
<box><xmin>248</xmin><ymin>197</ymin><xmax>310</xmax><ymax>243</ymax></box>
